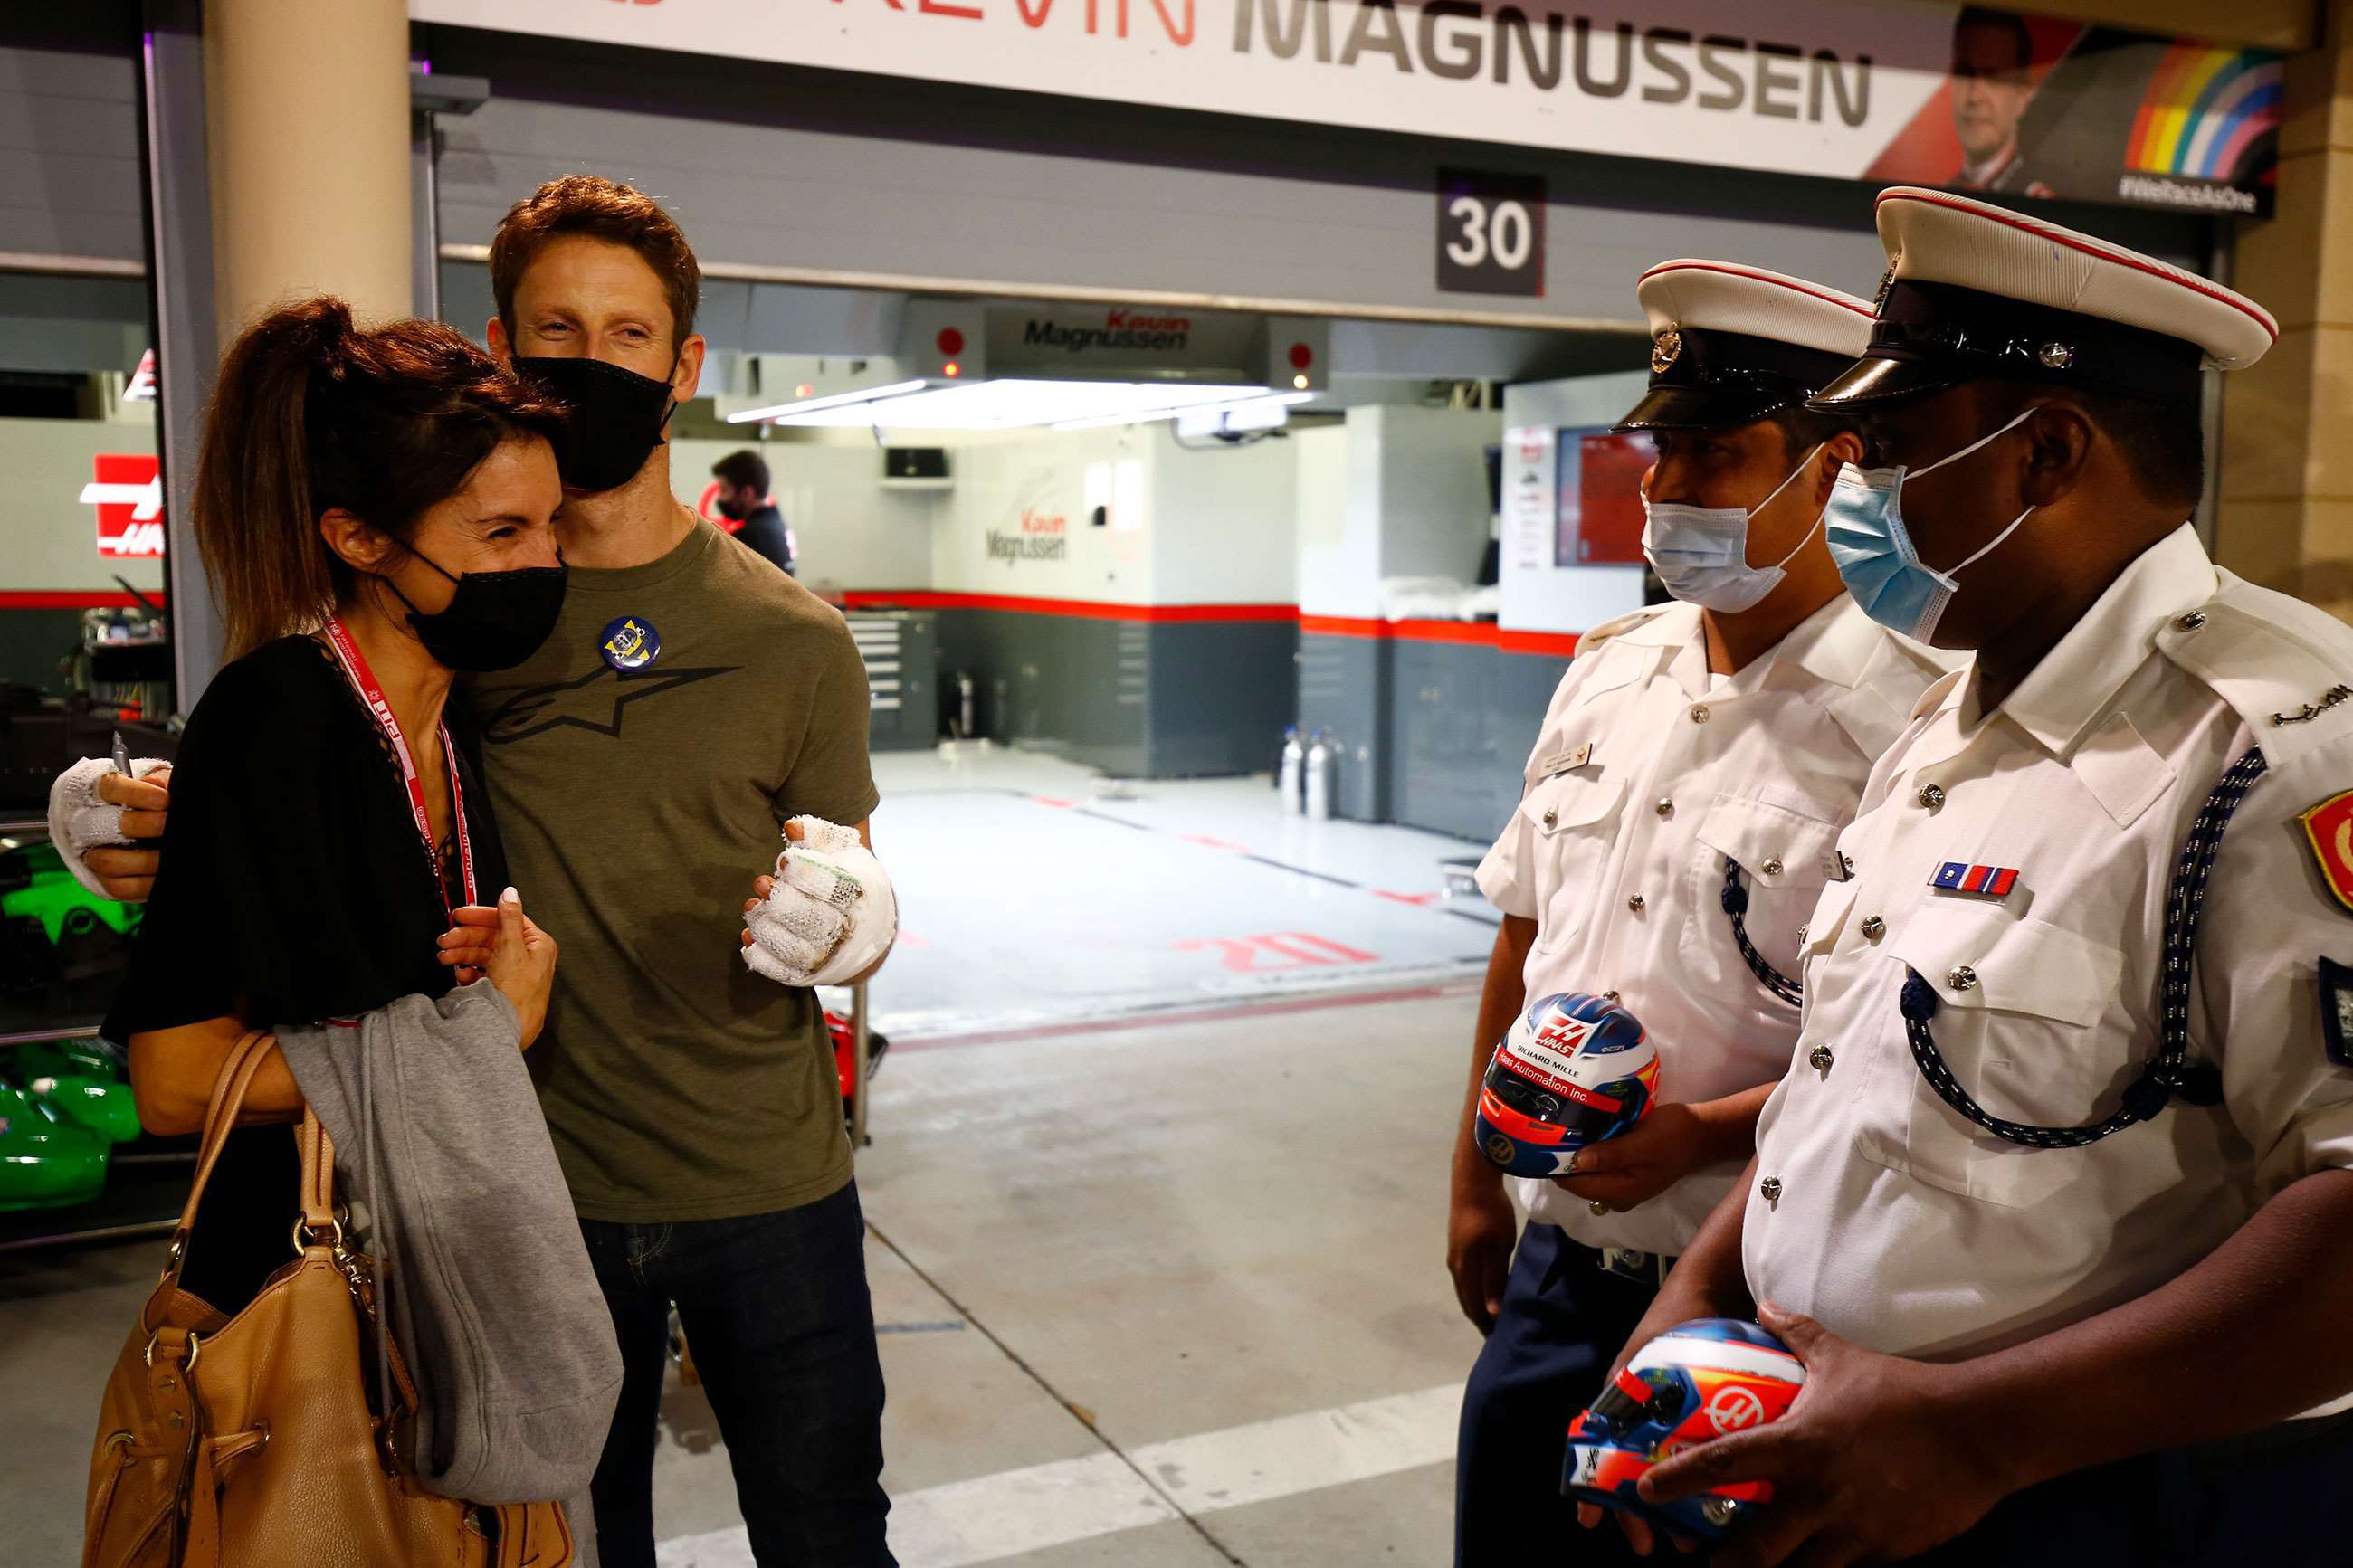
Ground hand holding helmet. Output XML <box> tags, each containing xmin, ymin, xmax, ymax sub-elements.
<box><xmin>1564</xmin><ymin>1316</ymin><xmax>1806</xmax><ymax>1543</ymax></box>
<box><xmin>1474</xmin><ymin>992</ymin><xmax>1660</xmax><ymax>1177</ymax></box>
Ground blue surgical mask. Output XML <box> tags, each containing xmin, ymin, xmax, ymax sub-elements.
<box><xmin>1640</xmin><ymin>444</ymin><xmax>1825</xmax><ymax>614</ymax></box>
<box><xmin>1825</xmin><ymin>405</ymin><xmax>2040</xmax><ymax>643</ymax></box>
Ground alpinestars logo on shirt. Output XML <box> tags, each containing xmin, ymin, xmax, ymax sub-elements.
<box><xmin>481</xmin><ymin>662</ymin><xmax>736</xmax><ymax>744</ymax></box>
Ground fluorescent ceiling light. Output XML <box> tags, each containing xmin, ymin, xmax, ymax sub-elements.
<box><xmin>728</xmin><ymin>378</ymin><xmax>929</xmax><ymax>423</ymax></box>
<box><xmin>748</xmin><ymin>378</ymin><xmax>1280</xmax><ymax>432</ymax></box>
<box><xmin>1066</xmin><ymin>391</ymin><xmax>1313</xmax><ymax>435</ymax></box>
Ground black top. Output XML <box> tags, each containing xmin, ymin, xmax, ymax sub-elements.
<box><xmin>107</xmin><ymin>635</ymin><xmax>505</xmax><ymax>1311</ymax></box>
<box><xmin>733</xmin><ymin>503</ymin><xmax>795</xmax><ymax>576</ymax></box>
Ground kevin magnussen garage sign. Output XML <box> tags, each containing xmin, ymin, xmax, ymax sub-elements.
<box><xmin>417</xmin><ymin>0</ymin><xmax>2282</xmax><ymax>214</ymax></box>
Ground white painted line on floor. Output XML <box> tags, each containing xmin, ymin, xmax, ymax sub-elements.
<box><xmin>1129</xmin><ymin>1383</ymin><xmax>1462</xmax><ymax>1516</ymax></box>
<box><xmin>653</xmin><ymin>1383</ymin><xmax>1462</xmax><ymax>1568</ymax></box>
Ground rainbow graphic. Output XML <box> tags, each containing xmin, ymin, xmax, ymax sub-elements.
<box><xmin>2125</xmin><ymin>43</ymin><xmax>2283</xmax><ymax>185</ymax></box>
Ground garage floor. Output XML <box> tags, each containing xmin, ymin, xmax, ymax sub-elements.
<box><xmin>861</xmin><ymin>746</ymin><xmax>1499</xmax><ymax>1043</ymax></box>
<box><xmin>0</xmin><ymin>749</ymin><xmax>1502</xmax><ymax>1566</ymax></box>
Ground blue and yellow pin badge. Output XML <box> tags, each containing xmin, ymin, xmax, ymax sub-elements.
<box><xmin>600</xmin><ymin>615</ymin><xmax>661</xmax><ymax>672</ymax></box>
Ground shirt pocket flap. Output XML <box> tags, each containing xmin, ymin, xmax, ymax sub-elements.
<box><xmin>1520</xmin><ymin>771</ymin><xmax>1625</xmax><ymax>838</ymax></box>
<box><xmin>1800</xmin><ymin>879</ymin><xmax>1859</xmax><ymax>958</ymax></box>
<box><xmin>1691</xmin><ymin>793</ymin><xmax>1841</xmax><ymax>889</ymax></box>
<box><xmin>1886</xmin><ymin>903</ymin><xmax>2124</xmax><ymax>1029</ymax></box>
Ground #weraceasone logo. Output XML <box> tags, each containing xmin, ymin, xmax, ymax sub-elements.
<box><xmin>80</xmin><ymin>453</ymin><xmax>165</xmax><ymax>559</ymax></box>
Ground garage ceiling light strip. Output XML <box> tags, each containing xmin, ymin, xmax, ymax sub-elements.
<box><xmin>727</xmin><ymin>377</ymin><xmax>929</xmax><ymax>423</ymax></box>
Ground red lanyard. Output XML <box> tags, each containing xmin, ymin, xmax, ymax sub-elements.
<box><xmin>321</xmin><ymin>617</ymin><xmax>477</xmax><ymax>918</ymax></box>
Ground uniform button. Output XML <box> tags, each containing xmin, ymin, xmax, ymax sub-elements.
<box><xmin>1542</xmin><ymin>810</ymin><xmax>1558</xmax><ymax>828</ymax></box>
<box><xmin>1947</xmin><ymin>964</ymin><xmax>1979</xmax><ymax>992</ymax></box>
<box><xmin>1861</xmin><ymin>915</ymin><xmax>1886</xmax><ymax>940</ymax></box>
<box><xmin>2175</xmin><ymin>611</ymin><xmax>2208</xmax><ymax>632</ymax></box>
<box><xmin>1690</xmin><ymin>705</ymin><xmax>1710</xmax><ymax>725</ymax></box>
<box><xmin>1656</xmin><ymin>797</ymin><xmax>1674</xmax><ymax>819</ymax></box>
<box><xmin>1796</xmin><ymin>923</ymin><xmax>1809</xmax><ymax>945</ymax></box>
<box><xmin>1809</xmin><ymin>1045</ymin><xmax>1834</xmax><ymax>1071</ymax></box>
<box><xmin>1917</xmin><ymin>784</ymin><xmax>1947</xmax><ymax>810</ymax></box>
<box><xmin>1602</xmin><ymin>990</ymin><xmax>1621</xmax><ymax>1003</ymax></box>
<box><xmin>1759</xmin><ymin>1175</ymin><xmax>1783</xmax><ymax>1202</ymax></box>
<box><xmin>1626</xmin><ymin>894</ymin><xmax>1647</xmax><ymax>913</ymax></box>
<box><xmin>1589</xmin><ymin>1200</ymin><xmax>1610</xmax><ymax>1216</ymax></box>
<box><xmin>1761</xmin><ymin>857</ymin><xmax>1784</xmax><ymax>877</ymax></box>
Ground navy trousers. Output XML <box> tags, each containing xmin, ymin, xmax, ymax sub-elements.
<box><xmin>1910</xmin><ymin>1405</ymin><xmax>2353</xmax><ymax>1567</ymax></box>
<box><xmin>580</xmin><ymin>1181</ymin><xmax>894</xmax><ymax>1568</ymax></box>
<box><xmin>1456</xmin><ymin>1221</ymin><xmax>1662</xmax><ymax>1568</ymax></box>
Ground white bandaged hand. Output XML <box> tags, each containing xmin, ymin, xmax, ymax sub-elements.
<box><xmin>48</xmin><ymin>755</ymin><xmax>168</xmax><ymax>899</ymax></box>
<box><xmin>741</xmin><ymin>816</ymin><xmax>898</xmax><ymax>987</ymax></box>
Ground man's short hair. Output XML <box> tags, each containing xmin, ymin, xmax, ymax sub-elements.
<box><xmin>1953</xmin><ymin>6</ymin><xmax>2033</xmax><ymax>73</ymax></box>
<box><xmin>1767</xmin><ymin>405</ymin><xmax>1848</xmax><ymax>461</ymax></box>
<box><xmin>713</xmin><ymin>449</ymin><xmax>769</xmax><ymax>497</ymax></box>
<box><xmin>490</xmin><ymin>175</ymin><xmax>702</xmax><ymax>345</ymax></box>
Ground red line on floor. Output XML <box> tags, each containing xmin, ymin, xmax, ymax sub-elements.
<box><xmin>884</xmin><ymin>976</ymin><xmax>1483</xmax><ymax>1054</ymax></box>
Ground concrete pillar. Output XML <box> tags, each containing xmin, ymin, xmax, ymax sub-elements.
<box><xmin>2216</xmin><ymin>1</ymin><xmax>2353</xmax><ymax>619</ymax></box>
<box><xmin>204</xmin><ymin>0</ymin><xmax>412</xmax><ymax>341</ymax></box>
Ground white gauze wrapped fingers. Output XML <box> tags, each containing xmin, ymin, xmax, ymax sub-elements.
<box><xmin>48</xmin><ymin>755</ymin><xmax>170</xmax><ymax>899</ymax></box>
<box><xmin>741</xmin><ymin>816</ymin><xmax>899</xmax><ymax>987</ymax></box>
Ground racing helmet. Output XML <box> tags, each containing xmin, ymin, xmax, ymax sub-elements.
<box><xmin>1474</xmin><ymin>991</ymin><xmax>1658</xmax><ymax>1177</ymax></box>
<box><xmin>1564</xmin><ymin>1317</ymin><xmax>1806</xmax><ymax>1541</ymax></box>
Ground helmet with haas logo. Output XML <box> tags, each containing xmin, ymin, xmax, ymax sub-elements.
<box><xmin>1563</xmin><ymin>1318</ymin><xmax>1805</xmax><ymax>1541</ymax></box>
<box><xmin>1474</xmin><ymin>991</ymin><xmax>1657</xmax><ymax>1177</ymax></box>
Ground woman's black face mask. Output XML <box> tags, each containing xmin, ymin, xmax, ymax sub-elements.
<box><xmin>386</xmin><ymin>546</ymin><xmax>569</xmax><ymax>672</ymax></box>
<box><xmin>514</xmin><ymin>355</ymin><xmax>679</xmax><ymax>494</ymax></box>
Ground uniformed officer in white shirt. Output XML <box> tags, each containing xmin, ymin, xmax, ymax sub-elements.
<box><xmin>1617</xmin><ymin>189</ymin><xmax>2353</xmax><ymax>1568</ymax></box>
<box><xmin>1449</xmin><ymin>260</ymin><xmax>1952</xmax><ymax>1566</ymax></box>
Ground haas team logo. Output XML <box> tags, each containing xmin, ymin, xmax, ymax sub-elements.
<box><xmin>81</xmin><ymin>453</ymin><xmax>165</xmax><ymax>558</ymax></box>
<box><xmin>1705</xmin><ymin>1384</ymin><xmax>1767</xmax><ymax>1435</ymax></box>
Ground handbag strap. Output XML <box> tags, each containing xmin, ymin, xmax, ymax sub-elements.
<box><xmin>161</xmin><ymin>1031</ymin><xmax>282</xmax><ymax>1285</ymax></box>
<box><xmin>297</xmin><ymin>1108</ymin><xmax>338</xmax><ymax>1234</ymax></box>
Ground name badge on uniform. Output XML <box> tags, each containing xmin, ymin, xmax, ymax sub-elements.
<box><xmin>1820</xmin><ymin>850</ymin><xmax>1855</xmax><ymax>883</ymax></box>
<box><xmin>2322</xmin><ymin>957</ymin><xmax>2353</xmax><ymax>1068</ymax></box>
<box><xmin>1930</xmin><ymin>861</ymin><xmax>2019</xmax><ymax>899</ymax></box>
<box><xmin>1540</xmin><ymin>742</ymin><xmax>1594</xmax><ymax>777</ymax></box>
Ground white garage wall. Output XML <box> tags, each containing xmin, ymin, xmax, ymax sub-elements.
<box><xmin>1148</xmin><ymin>426</ymin><xmax>1298</xmax><ymax>606</ymax></box>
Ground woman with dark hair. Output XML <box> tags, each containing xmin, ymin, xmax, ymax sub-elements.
<box><xmin>107</xmin><ymin>296</ymin><xmax>569</xmax><ymax>1318</ymax></box>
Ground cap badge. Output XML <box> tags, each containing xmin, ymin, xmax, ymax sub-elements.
<box><xmin>1651</xmin><ymin>328</ymin><xmax>1683</xmax><ymax>374</ymax></box>
<box><xmin>2038</xmin><ymin>341</ymin><xmax>2076</xmax><ymax>371</ymax></box>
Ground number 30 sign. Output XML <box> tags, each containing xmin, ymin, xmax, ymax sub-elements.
<box><xmin>1436</xmin><ymin>170</ymin><xmax>1547</xmax><ymax>298</ymax></box>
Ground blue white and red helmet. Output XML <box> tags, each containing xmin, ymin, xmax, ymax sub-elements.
<box><xmin>1564</xmin><ymin>1318</ymin><xmax>1806</xmax><ymax>1541</ymax></box>
<box><xmin>1474</xmin><ymin>991</ymin><xmax>1658</xmax><ymax>1177</ymax></box>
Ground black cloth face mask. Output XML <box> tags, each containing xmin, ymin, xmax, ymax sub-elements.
<box><xmin>514</xmin><ymin>355</ymin><xmax>679</xmax><ymax>493</ymax></box>
<box><xmin>385</xmin><ymin>546</ymin><xmax>569</xmax><ymax>672</ymax></box>
<box><xmin>716</xmin><ymin>493</ymin><xmax>750</xmax><ymax>522</ymax></box>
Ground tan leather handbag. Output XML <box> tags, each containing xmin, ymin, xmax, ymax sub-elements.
<box><xmin>81</xmin><ymin>1030</ymin><xmax>576</xmax><ymax>1567</ymax></box>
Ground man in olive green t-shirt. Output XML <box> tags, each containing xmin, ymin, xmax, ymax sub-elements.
<box><xmin>468</xmin><ymin>518</ymin><xmax>876</xmax><ymax>1224</ymax></box>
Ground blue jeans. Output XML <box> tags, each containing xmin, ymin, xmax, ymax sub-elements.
<box><xmin>581</xmin><ymin>1181</ymin><xmax>894</xmax><ymax>1567</ymax></box>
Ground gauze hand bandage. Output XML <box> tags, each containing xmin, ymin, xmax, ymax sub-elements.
<box><xmin>741</xmin><ymin>817</ymin><xmax>898</xmax><ymax>988</ymax></box>
<box><xmin>48</xmin><ymin>755</ymin><xmax>169</xmax><ymax>899</ymax></box>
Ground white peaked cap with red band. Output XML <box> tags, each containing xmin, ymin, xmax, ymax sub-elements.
<box><xmin>1616</xmin><ymin>261</ymin><xmax>1875</xmax><ymax>432</ymax></box>
<box><xmin>1814</xmin><ymin>186</ymin><xmax>2277</xmax><ymax>410</ymax></box>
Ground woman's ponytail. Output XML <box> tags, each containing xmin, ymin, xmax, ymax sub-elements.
<box><xmin>194</xmin><ymin>298</ymin><xmax>355</xmax><ymax>660</ymax></box>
